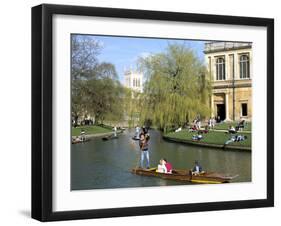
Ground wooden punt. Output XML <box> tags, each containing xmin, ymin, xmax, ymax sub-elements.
<box><xmin>131</xmin><ymin>168</ymin><xmax>238</xmax><ymax>184</ymax></box>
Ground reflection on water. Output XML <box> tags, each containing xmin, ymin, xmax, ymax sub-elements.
<box><xmin>71</xmin><ymin>129</ymin><xmax>251</xmax><ymax>190</ymax></box>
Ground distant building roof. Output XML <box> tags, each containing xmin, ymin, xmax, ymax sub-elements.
<box><xmin>204</xmin><ymin>41</ymin><xmax>252</xmax><ymax>54</ymax></box>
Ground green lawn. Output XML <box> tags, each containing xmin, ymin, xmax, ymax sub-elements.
<box><xmin>165</xmin><ymin>130</ymin><xmax>251</xmax><ymax>148</ymax></box>
<box><xmin>214</xmin><ymin>122</ymin><xmax>251</xmax><ymax>131</ymax></box>
<box><xmin>72</xmin><ymin>125</ymin><xmax>112</xmax><ymax>136</ymax></box>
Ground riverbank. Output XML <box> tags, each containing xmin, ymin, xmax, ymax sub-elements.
<box><xmin>72</xmin><ymin>125</ymin><xmax>113</xmax><ymax>136</ymax></box>
<box><xmin>72</xmin><ymin>125</ymin><xmax>124</xmax><ymax>140</ymax></box>
<box><xmin>163</xmin><ymin>129</ymin><xmax>251</xmax><ymax>151</ymax></box>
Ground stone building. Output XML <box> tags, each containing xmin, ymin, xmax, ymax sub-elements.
<box><xmin>204</xmin><ymin>41</ymin><xmax>252</xmax><ymax>121</ymax></box>
<box><xmin>124</xmin><ymin>69</ymin><xmax>143</xmax><ymax>93</ymax></box>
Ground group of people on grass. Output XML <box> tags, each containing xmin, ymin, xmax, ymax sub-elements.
<box><xmin>227</xmin><ymin>120</ymin><xmax>246</xmax><ymax>134</ymax></box>
<box><xmin>174</xmin><ymin>118</ymin><xmax>248</xmax><ymax>144</ymax></box>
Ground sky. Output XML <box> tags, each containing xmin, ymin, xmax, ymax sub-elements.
<box><xmin>74</xmin><ymin>35</ymin><xmax>205</xmax><ymax>83</ymax></box>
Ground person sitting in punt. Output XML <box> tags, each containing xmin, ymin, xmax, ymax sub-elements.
<box><xmin>190</xmin><ymin>160</ymin><xmax>203</xmax><ymax>175</ymax></box>
<box><xmin>163</xmin><ymin>158</ymin><xmax>173</xmax><ymax>174</ymax></box>
<box><xmin>156</xmin><ymin>159</ymin><xmax>167</xmax><ymax>173</ymax></box>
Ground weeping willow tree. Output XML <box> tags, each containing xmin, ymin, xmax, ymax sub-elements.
<box><xmin>139</xmin><ymin>43</ymin><xmax>212</xmax><ymax>132</ymax></box>
<box><xmin>122</xmin><ymin>88</ymin><xmax>142</xmax><ymax>128</ymax></box>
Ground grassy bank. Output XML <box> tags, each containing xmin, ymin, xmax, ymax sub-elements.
<box><xmin>214</xmin><ymin>122</ymin><xmax>251</xmax><ymax>131</ymax></box>
<box><xmin>164</xmin><ymin>129</ymin><xmax>251</xmax><ymax>149</ymax></box>
<box><xmin>72</xmin><ymin>125</ymin><xmax>112</xmax><ymax>136</ymax></box>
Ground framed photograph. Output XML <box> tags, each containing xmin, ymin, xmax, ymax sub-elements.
<box><xmin>32</xmin><ymin>4</ymin><xmax>274</xmax><ymax>221</ymax></box>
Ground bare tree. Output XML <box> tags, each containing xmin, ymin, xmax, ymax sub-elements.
<box><xmin>71</xmin><ymin>35</ymin><xmax>102</xmax><ymax>80</ymax></box>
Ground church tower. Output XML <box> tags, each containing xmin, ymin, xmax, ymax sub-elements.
<box><xmin>124</xmin><ymin>69</ymin><xmax>143</xmax><ymax>93</ymax></box>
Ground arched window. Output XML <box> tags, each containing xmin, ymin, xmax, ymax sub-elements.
<box><xmin>240</xmin><ymin>54</ymin><xmax>250</xmax><ymax>79</ymax></box>
<box><xmin>216</xmin><ymin>57</ymin><xmax>225</xmax><ymax>80</ymax></box>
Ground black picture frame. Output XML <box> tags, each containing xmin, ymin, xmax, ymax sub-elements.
<box><xmin>32</xmin><ymin>3</ymin><xmax>274</xmax><ymax>222</ymax></box>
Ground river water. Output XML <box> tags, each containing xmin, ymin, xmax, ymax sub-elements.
<box><xmin>71</xmin><ymin>129</ymin><xmax>251</xmax><ymax>190</ymax></box>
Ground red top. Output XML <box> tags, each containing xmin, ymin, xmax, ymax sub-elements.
<box><xmin>165</xmin><ymin>162</ymin><xmax>172</xmax><ymax>172</ymax></box>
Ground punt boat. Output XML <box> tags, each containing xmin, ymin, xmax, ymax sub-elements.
<box><xmin>131</xmin><ymin>168</ymin><xmax>238</xmax><ymax>184</ymax></box>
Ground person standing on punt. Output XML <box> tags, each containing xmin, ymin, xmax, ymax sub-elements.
<box><xmin>135</xmin><ymin>125</ymin><xmax>140</xmax><ymax>138</ymax></box>
<box><xmin>80</xmin><ymin>129</ymin><xmax>86</xmax><ymax>141</ymax></box>
<box><xmin>139</xmin><ymin>133</ymin><xmax>150</xmax><ymax>169</ymax></box>
<box><xmin>113</xmin><ymin>126</ymin><xmax>117</xmax><ymax>137</ymax></box>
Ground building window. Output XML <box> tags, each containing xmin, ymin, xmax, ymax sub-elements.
<box><xmin>240</xmin><ymin>54</ymin><xmax>250</xmax><ymax>79</ymax></box>
<box><xmin>241</xmin><ymin>103</ymin><xmax>248</xmax><ymax>117</ymax></box>
<box><xmin>216</xmin><ymin>57</ymin><xmax>225</xmax><ymax>80</ymax></box>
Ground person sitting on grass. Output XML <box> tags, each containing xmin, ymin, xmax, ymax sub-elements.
<box><xmin>189</xmin><ymin>124</ymin><xmax>198</xmax><ymax>132</ymax></box>
<box><xmin>198</xmin><ymin>126</ymin><xmax>209</xmax><ymax>134</ymax></box>
<box><xmin>228</xmin><ymin>125</ymin><xmax>237</xmax><ymax>134</ymax></box>
<box><xmin>175</xmin><ymin>127</ymin><xmax>182</xmax><ymax>132</ymax></box>
<box><xmin>225</xmin><ymin>135</ymin><xmax>247</xmax><ymax>145</ymax></box>
<box><xmin>157</xmin><ymin>159</ymin><xmax>167</xmax><ymax>173</ymax></box>
<box><xmin>192</xmin><ymin>133</ymin><xmax>203</xmax><ymax>141</ymax></box>
<box><xmin>236</xmin><ymin>119</ymin><xmax>246</xmax><ymax>131</ymax></box>
<box><xmin>235</xmin><ymin>134</ymin><xmax>247</xmax><ymax>142</ymax></box>
<box><xmin>163</xmin><ymin>158</ymin><xmax>173</xmax><ymax>174</ymax></box>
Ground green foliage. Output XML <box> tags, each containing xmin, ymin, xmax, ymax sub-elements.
<box><xmin>122</xmin><ymin>88</ymin><xmax>142</xmax><ymax>128</ymax></box>
<box><xmin>72</xmin><ymin>78</ymin><xmax>125</xmax><ymax>124</ymax></box>
<box><xmin>138</xmin><ymin>43</ymin><xmax>212</xmax><ymax>130</ymax></box>
<box><xmin>71</xmin><ymin>35</ymin><xmax>125</xmax><ymax>124</ymax></box>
